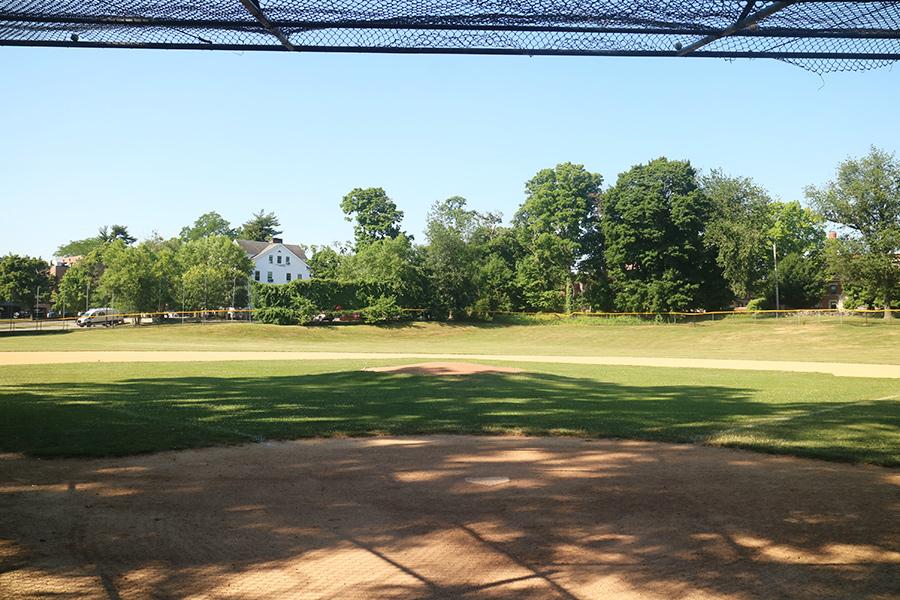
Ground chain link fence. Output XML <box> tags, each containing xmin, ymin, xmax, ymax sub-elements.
<box><xmin>1</xmin><ymin>306</ymin><xmax>897</xmax><ymax>334</ymax></box>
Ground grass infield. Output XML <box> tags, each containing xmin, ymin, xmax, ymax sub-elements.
<box><xmin>1</xmin><ymin>359</ymin><xmax>897</xmax><ymax>465</ymax></box>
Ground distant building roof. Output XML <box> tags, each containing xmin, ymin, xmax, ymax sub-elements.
<box><xmin>235</xmin><ymin>238</ymin><xmax>308</xmax><ymax>261</ymax></box>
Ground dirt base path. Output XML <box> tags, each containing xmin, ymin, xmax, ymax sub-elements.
<box><xmin>3</xmin><ymin>350</ymin><xmax>900</xmax><ymax>378</ymax></box>
<box><xmin>1</xmin><ymin>436</ymin><xmax>898</xmax><ymax>599</ymax></box>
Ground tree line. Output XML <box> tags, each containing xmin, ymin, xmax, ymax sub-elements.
<box><xmin>1</xmin><ymin>147</ymin><xmax>898</xmax><ymax>320</ymax></box>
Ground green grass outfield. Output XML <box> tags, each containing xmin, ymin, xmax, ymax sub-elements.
<box><xmin>2</xmin><ymin>316</ymin><xmax>900</xmax><ymax>363</ymax></box>
<box><xmin>1</xmin><ymin>359</ymin><xmax>897</xmax><ymax>465</ymax></box>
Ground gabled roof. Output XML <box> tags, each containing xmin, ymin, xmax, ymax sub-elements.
<box><xmin>235</xmin><ymin>239</ymin><xmax>308</xmax><ymax>261</ymax></box>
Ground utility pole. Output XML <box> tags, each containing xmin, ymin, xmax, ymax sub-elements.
<box><xmin>86</xmin><ymin>281</ymin><xmax>91</xmax><ymax>312</ymax></box>
<box><xmin>773</xmin><ymin>241</ymin><xmax>780</xmax><ymax>313</ymax></box>
<box><xmin>232</xmin><ymin>276</ymin><xmax>237</xmax><ymax>321</ymax></box>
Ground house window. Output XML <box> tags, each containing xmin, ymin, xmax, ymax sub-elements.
<box><xmin>829</xmin><ymin>284</ymin><xmax>838</xmax><ymax>294</ymax></box>
<box><xmin>286</xmin><ymin>256</ymin><xmax>291</xmax><ymax>265</ymax></box>
<box><xmin>267</xmin><ymin>271</ymin><xmax>273</xmax><ymax>283</ymax></box>
<box><xmin>277</xmin><ymin>255</ymin><xmax>282</xmax><ymax>264</ymax></box>
<box><xmin>269</xmin><ymin>255</ymin><xmax>273</xmax><ymax>264</ymax></box>
<box><xmin>286</xmin><ymin>273</ymin><xmax>292</xmax><ymax>282</ymax></box>
<box><xmin>254</xmin><ymin>270</ymin><xmax>260</xmax><ymax>282</ymax></box>
<box><xmin>830</xmin><ymin>301</ymin><xmax>838</xmax><ymax>309</ymax></box>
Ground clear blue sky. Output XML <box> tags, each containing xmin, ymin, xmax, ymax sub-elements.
<box><xmin>2</xmin><ymin>48</ymin><xmax>898</xmax><ymax>259</ymax></box>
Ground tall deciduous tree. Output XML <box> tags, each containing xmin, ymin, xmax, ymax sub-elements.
<box><xmin>513</xmin><ymin>162</ymin><xmax>603</xmax><ymax>311</ymax></box>
<box><xmin>768</xmin><ymin>201</ymin><xmax>825</xmax><ymax>258</ymax></box>
<box><xmin>806</xmin><ymin>147</ymin><xmax>900</xmax><ymax>317</ymax></box>
<box><xmin>97</xmin><ymin>237</ymin><xmax>184</xmax><ymax>318</ymax></box>
<box><xmin>308</xmin><ymin>245</ymin><xmax>348</xmax><ymax>279</ymax></box>
<box><xmin>425</xmin><ymin>196</ymin><xmax>499</xmax><ymax>319</ymax></box>
<box><xmin>704</xmin><ymin>170</ymin><xmax>825</xmax><ymax>305</ymax></box>
<box><xmin>602</xmin><ymin>158</ymin><xmax>729</xmax><ymax>312</ymax></box>
<box><xmin>55</xmin><ymin>236</ymin><xmax>104</xmax><ymax>258</ymax></box>
<box><xmin>703</xmin><ymin>171</ymin><xmax>774</xmax><ymax>302</ymax></box>
<box><xmin>180</xmin><ymin>212</ymin><xmax>236</xmax><ymax>241</ymax></box>
<box><xmin>338</xmin><ymin>235</ymin><xmax>426</xmax><ymax>307</ymax></box>
<box><xmin>766</xmin><ymin>252</ymin><xmax>828</xmax><ymax>309</ymax></box>
<box><xmin>340</xmin><ymin>187</ymin><xmax>405</xmax><ymax>248</ymax></box>
<box><xmin>56</xmin><ymin>224</ymin><xmax>136</xmax><ymax>257</ymax></box>
<box><xmin>239</xmin><ymin>210</ymin><xmax>282</xmax><ymax>242</ymax></box>
<box><xmin>54</xmin><ymin>248</ymin><xmax>106</xmax><ymax>313</ymax></box>
<box><xmin>0</xmin><ymin>254</ymin><xmax>51</xmax><ymax>311</ymax></box>
<box><xmin>97</xmin><ymin>241</ymin><xmax>158</xmax><ymax>315</ymax></box>
<box><xmin>177</xmin><ymin>236</ymin><xmax>253</xmax><ymax>310</ymax></box>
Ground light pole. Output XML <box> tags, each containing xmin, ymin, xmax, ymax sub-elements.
<box><xmin>772</xmin><ymin>241</ymin><xmax>780</xmax><ymax>313</ymax></box>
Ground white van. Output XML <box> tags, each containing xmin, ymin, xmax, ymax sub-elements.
<box><xmin>76</xmin><ymin>308</ymin><xmax>124</xmax><ymax>327</ymax></box>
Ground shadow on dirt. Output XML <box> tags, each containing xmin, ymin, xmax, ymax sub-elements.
<box><xmin>0</xmin><ymin>434</ymin><xmax>897</xmax><ymax>599</ymax></box>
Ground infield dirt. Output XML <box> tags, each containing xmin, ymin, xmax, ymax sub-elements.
<box><xmin>1</xmin><ymin>436</ymin><xmax>897</xmax><ymax>599</ymax></box>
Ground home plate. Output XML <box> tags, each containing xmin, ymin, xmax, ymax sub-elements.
<box><xmin>465</xmin><ymin>476</ymin><xmax>510</xmax><ymax>486</ymax></box>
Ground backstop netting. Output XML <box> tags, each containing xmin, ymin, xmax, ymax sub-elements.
<box><xmin>1</xmin><ymin>1</ymin><xmax>899</xmax><ymax>72</ymax></box>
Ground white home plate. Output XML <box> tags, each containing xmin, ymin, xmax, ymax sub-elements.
<box><xmin>465</xmin><ymin>476</ymin><xmax>510</xmax><ymax>486</ymax></box>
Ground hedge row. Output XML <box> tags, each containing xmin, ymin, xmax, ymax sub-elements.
<box><xmin>254</xmin><ymin>295</ymin><xmax>401</xmax><ymax>325</ymax></box>
<box><xmin>253</xmin><ymin>278</ymin><xmax>393</xmax><ymax>311</ymax></box>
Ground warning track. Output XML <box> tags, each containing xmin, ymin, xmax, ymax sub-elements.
<box><xmin>2</xmin><ymin>351</ymin><xmax>900</xmax><ymax>378</ymax></box>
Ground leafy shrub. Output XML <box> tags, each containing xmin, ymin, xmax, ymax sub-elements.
<box><xmin>254</xmin><ymin>279</ymin><xmax>393</xmax><ymax>312</ymax></box>
<box><xmin>255</xmin><ymin>306</ymin><xmax>298</xmax><ymax>325</ymax></box>
<box><xmin>746</xmin><ymin>297</ymin><xmax>768</xmax><ymax>311</ymax></box>
<box><xmin>292</xmin><ymin>297</ymin><xmax>318</xmax><ymax>324</ymax></box>
<box><xmin>362</xmin><ymin>295</ymin><xmax>401</xmax><ymax>324</ymax></box>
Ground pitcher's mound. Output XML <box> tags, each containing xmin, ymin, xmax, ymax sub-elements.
<box><xmin>363</xmin><ymin>362</ymin><xmax>524</xmax><ymax>376</ymax></box>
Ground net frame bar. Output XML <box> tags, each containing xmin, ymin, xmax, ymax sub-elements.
<box><xmin>1</xmin><ymin>1</ymin><xmax>899</xmax><ymax>70</ymax></box>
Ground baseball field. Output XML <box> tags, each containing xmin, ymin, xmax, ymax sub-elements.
<box><xmin>1</xmin><ymin>317</ymin><xmax>898</xmax><ymax>598</ymax></box>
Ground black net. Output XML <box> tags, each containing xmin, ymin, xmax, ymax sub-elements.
<box><xmin>2</xmin><ymin>1</ymin><xmax>899</xmax><ymax>72</ymax></box>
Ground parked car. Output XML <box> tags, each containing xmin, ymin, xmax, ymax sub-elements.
<box><xmin>76</xmin><ymin>308</ymin><xmax>124</xmax><ymax>327</ymax></box>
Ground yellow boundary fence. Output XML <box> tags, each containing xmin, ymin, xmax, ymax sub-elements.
<box><xmin>1</xmin><ymin>306</ymin><xmax>898</xmax><ymax>330</ymax></box>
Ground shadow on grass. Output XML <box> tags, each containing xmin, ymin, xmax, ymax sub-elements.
<box><xmin>0</xmin><ymin>329</ymin><xmax>72</xmax><ymax>337</ymax></box>
<box><xmin>1</xmin><ymin>370</ymin><xmax>897</xmax><ymax>465</ymax></box>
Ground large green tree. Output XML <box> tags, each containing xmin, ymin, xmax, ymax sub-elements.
<box><xmin>307</xmin><ymin>245</ymin><xmax>348</xmax><ymax>279</ymax></box>
<box><xmin>97</xmin><ymin>237</ymin><xmax>183</xmax><ymax>318</ymax></box>
<box><xmin>96</xmin><ymin>241</ymin><xmax>158</xmax><ymax>315</ymax></box>
<box><xmin>769</xmin><ymin>201</ymin><xmax>825</xmax><ymax>258</ymax></box>
<box><xmin>180</xmin><ymin>212</ymin><xmax>236</xmax><ymax>241</ymax></box>
<box><xmin>339</xmin><ymin>235</ymin><xmax>426</xmax><ymax>307</ymax></box>
<box><xmin>54</xmin><ymin>248</ymin><xmax>106</xmax><ymax>313</ymax></box>
<box><xmin>55</xmin><ymin>237</ymin><xmax>104</xmax><ymax>258</ymax></box>
<box><xmin>340</xmin><ymin>187</ymin><xmax>405</xmax><ymax>248</ymax></box>
<box><xmin>806</xmin><ymin>147</ymin><xmax>900</xmax><ymax>317</ymax></box>
<box><xmin>56</xmin><ymin>224</ymin><xmax>136</xmax><ymax>257</ymax></box>
<box><xmin>703</xmin><ymin>171</ymin><xmax>774</xmax><ymax>302</ymax></box>
<box><xmin>238</xmin><ymin>210</ymin><xmax>282</xmax><ymax>242</ymax></box>
<box><xmin>424</xmin><ymin>196</ymin><xmax>499</xmax><ymax>319</ymax></box>
<box><xmin>513</xmin><ymin>162</ymin><xmax>603</xmax><ymax>311</ymax></box>
<box><xmin>0</xmin><ymin>254</ymin><xmax>51</xmax><ymax>312</ymax></box>
<box><xmin>602</xmin><ymin>158</ymin><xmax>729</xmax><ymax>312</ymax></box>
<box><xmin>177</xmin><ymin>236</ymin><xmax>253</xmax><ymax>310</ymax></box>
<box><xmin>765</xmin><ymin>251</ymin><xmax>828</xmax><ymax>309</ymax></box>
<box><xmin>704</xmin><ymin>170</ymin><xmax>825</xmax><ymax>305</ymax></box>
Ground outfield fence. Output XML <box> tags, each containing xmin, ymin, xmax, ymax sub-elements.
<box><xmin>495</xmin><ymin>307</ymin><xmax>900</xmax><ymax>324</ymax></box>
<box><xmin>1</xmin><ymin>306</ymin><xmax>898</xmax><ymax>334</ymax></box>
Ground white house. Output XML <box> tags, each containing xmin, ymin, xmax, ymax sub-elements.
<box><xmin>236</xmin><ymin>237</ymin><xmax>311</xmax><ymax>284</ymax></box>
